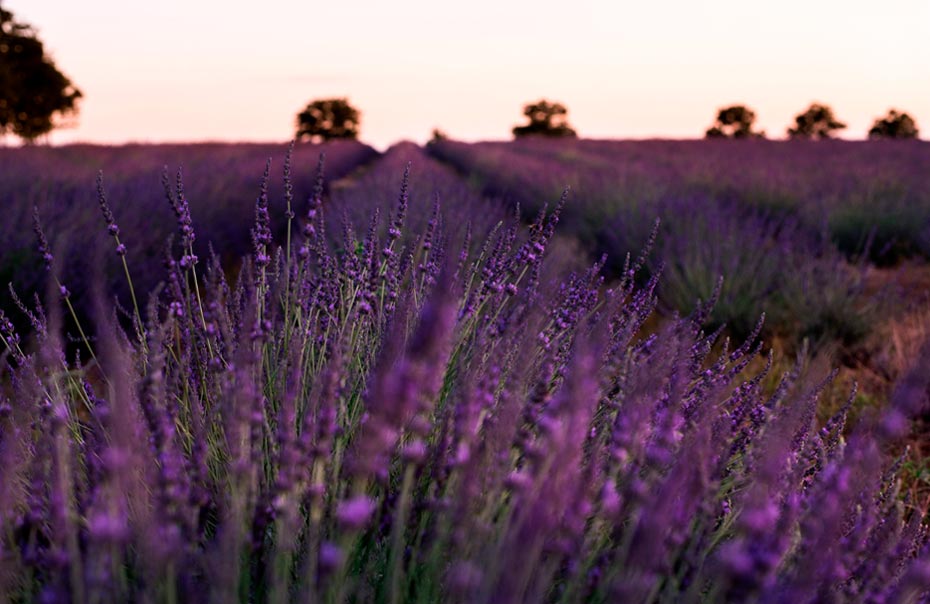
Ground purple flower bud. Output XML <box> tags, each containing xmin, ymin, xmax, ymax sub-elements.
<box><xmin>87</xmin><ymin>510</ymin><xmax>129</xmax><ymax>543</ymax></box>
<box><xmin>33</xmin><ymin>207</ymin><xmax>54</xmax><ymax>271</ymax></box>
<box><xmin>453</xmin><ymin>442</ymin><xmax>470</xmax><ymax>465</ymax></box>
<box><xmin>401</xmin><ymin>440</ymin><xmax>427</xmax><ymax>464</ymax></box>
<box><xmin>337</xmin><ymin>495</ymin><xmax>376</xmax><ymax>529</ymax></box>
<box><xmin>319</xmin><ymin>541</ymin><xmax>344</xmax><ymax>572</ymax></box>
<box><xmin>741</xmin><ymin>501</ymin><xmax>779</xmax><ymax>533</ymax></box>
<box><xmin>505</xmin><ymin>470</ymin><xmax>533</xmax><ymax>492</ymax></box>
<box><xmin>102</xmin><ymin>448</ymin><xmax>129</xmax><ymax>471</ymax></box>
<box><xmin>601</xmin><ymin>483</ymin><xmax>621</xmax><ymax>516</ymax></box>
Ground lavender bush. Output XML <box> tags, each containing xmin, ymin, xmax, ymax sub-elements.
<box><xmin>428</xmin><ymin>138</ymin><xmax>930</xmax><ymax>250</ymax></box>
<box><xmin>0</xmin><ymin>141</ymin><xmax>377</xmax><ymax>332</ymax></box>
<box><xmin>428</xmin><ymin>138</ymin><xmax>928</xmax><ymax>349</ymax></box>
<box><xmin>1</xmin><ymin>147</ymin><xmax>929</xmax><ymax>603</ymax></box>
<box><xmin>651</xmin><ymin>199</ymin><xmax>874</xmax><ymax>348</ymax></box>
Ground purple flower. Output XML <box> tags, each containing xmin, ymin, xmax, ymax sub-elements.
<box><xmin>252</xmin><ymin>159</ymin><xmax>273</xmax><ymax>269</ymax></box>
<box><xmin>401</xmin><ymin>440</ymin><xmax>427</xmax><ymax>464</ymax></box>
<box><xmin>318</xmin><ymin>541</ymin><xmax>344</xmax><ymax>572</ymax></box>
<box><xmin>336</xmin><ymin>495</ymin><xmax>376</xmax><ymax>529</ymax></box>
<box><xmin>32</xmin><ymin>206</ymin><xmax>54</xmax><ymax>271</ymax></box>
<box><xmin>95</xmin><ymin>171</ymin><xmax>129</xmax><ymax>257</ymax></box>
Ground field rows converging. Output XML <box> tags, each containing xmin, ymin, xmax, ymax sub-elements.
<box><xmin>1</xmin><ymin>138</ymin><xmax>930</xmax><ymax>603</ymax></box>
<box><xmin>5</xmin><ymin>1</ymin><xmax>930</xmax><ymax>601</ymax></box>
<box><xmin>429</xmin><ymin>138</ymin><xmax>930</xmax><ymax>415</ymax></box>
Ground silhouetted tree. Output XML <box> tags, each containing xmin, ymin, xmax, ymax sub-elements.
<box><xmin>512</xmin><ymin>100</ymin><xmax>577</xmax><ymax>138</ymax></box>
<box><xmin>868</xmin><ymin>109</ymin><xmax>919</xmax><ymax>139</ymax></box>
<box><xmin>0</xmin><ymin>3</ymin><xmax>82</xmax><ymax>143</ymax></box>
<box><xmin>296</xmin><ymin>98</ymin><xmax>360</xmax><ymax>142</ymax></box>
<box><xmin>430</xmin><ymin>128</ymin><xmax>448</xmax><ymax>143</ymax></box>
<box><xmin>705</xmin><ymin>105</ymin><xmax>764</xmax><ymax>139</ymax></box>
<box><xmin>787</xmin><ymin>103</ymin><xmax>846</xmax><ymax>139</ymax></box>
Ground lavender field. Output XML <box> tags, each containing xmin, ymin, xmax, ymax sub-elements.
<box><xmin>431</xmin><ymin>139</ymin><xmax>930</xmax><ymax>338</ymax></box>
<box><xmin>1</xmin><ymin>139</ymin><xmax>930</xmax><ymax>602</ymax></box>
<box><xmin>0</xmin><ymin>141</ymin><xmax>378</xmax><ymax>317</ymax></box>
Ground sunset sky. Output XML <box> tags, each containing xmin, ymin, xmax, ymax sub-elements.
<box><xmin>10</xmin><ymin>0</ymin><xmax>930</xmax><ymax>148</ymax></box>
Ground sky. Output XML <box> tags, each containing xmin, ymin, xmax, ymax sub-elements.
<box><xmin>8</xmin><ymin>0</ymin><xmax>930</xmax><ymax>148</ymax></box>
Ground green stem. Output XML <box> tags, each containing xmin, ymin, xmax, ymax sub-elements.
<box><xmin>388</xmin><ymin>466</ymin><xmax>416</xmax><ymax>604</ymax></box>
<box><xmin>113</xmin><ymin>234</ymin><xmax>147</xmax><ymax>357</ymax></box>
<box><xmin>60</xmin><ymin>282</ymin><xmax>102</xmax><ymax>375</ymax></box>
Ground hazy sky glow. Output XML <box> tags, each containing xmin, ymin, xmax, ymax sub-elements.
<box><xmin>9</xmin><ymin>0</ymin><xmax>930</xmax><ymax>148</ymax></box>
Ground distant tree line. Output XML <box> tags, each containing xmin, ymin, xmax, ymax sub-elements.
<box><xmin>706</xmin><ymin>103</ymin><xmax>919</xmax><ymax>140</ymax></box>
<box><xmin>0</xmin><ymin>0</ymin><xmax>922</xmax><ymax>145</ymax></box>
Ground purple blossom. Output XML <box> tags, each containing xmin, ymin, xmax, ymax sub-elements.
<box><xmin>32</xmin><ymin>206</ymin><xmax>54</xmax><ymax>270</ymax></box>
<box><xmin>337</xmin><ymin>495</ymin><xmax>376</xmax><ymax>529</ymax></box>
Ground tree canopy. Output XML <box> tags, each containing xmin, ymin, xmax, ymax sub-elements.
<box><xmin>0</xmin><ymin>3</ymin><xmax>82</xmax><ymax>142</ymax></box>
<box><xmin>705</xmin><ymin>105</ymin><xmax>764</xmax><ymax>139</ymax></box>
<box><xmin>296</xmin><ymin>98</ymin><xmax>360</xmax><ymax>143</ymax></box>
<box><xmin>868</xmin><ymin>109</ymin><xmax>919</xmax><ymax>139</ymax></box>
<box><xmin>512</xmin><ymin>100</ymin><xmax>577</xmax><ymax>138</ymax></box>
<box><xmin>787</xmin><ymin>103</ymin><xmax>846</xmax><ymax>140</ymax></box>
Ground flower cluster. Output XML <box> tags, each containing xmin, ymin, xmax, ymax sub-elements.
<box><xmin>0</xmin><ymin>143</ymin><xmax>928</xmax><ymax>603</ymax></box>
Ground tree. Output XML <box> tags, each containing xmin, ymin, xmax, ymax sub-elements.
<box><xmin>0</xmin><ymin>3</ymin><xmax>82</xmax><ymax>142</ymax></box>
<box><xmin>295</xmin><ymin>98</ymin><xmax>360</xmax><ymax>142</ymax></box>
<box><xmin>705</xmin><ymin>105</ymin><xmax>764</xmax><ymax>139</ymax></box>
<box><xmin>868</xmin><ymin>109</ymin><xmax>919</xmax><ymax>139</ymax></box>
<box><xmin>512</xmin><ymin>100</ymin><xmax>577</xmax><ymax>138</ymax></box>
<box><xmin>787</xmin><ymin>103</ymin><xmax>846</xmax><ymax>139</ymax></box>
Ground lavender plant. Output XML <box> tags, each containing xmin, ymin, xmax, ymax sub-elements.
<box><xmin>0</xmin><ymin>141</ymin><xmax>378</xmax><ymax>337</ymax></box>
<box><xmin>428</xmin><ymin>138</ymin><xmax>929</xmax><ymax>352</ymax></box>
<box><xmin>653</xmin><ymin>198</ymin><xmax>874</xmax><ymax>348</ymax></box>
<box><xmin>0</xmin><ymin>147</ymin><xmax>928</xmax><ymax>603</ymax></box>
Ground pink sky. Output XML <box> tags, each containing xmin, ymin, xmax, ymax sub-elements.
<box><xmin>9</xmin><ymin>0</ymin><xmax>930</xmax><ymax>148</ymax></box>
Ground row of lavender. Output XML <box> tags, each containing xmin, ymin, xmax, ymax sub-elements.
<box><xmin>429</xmin><ymin>138</ymin><xmax>930</xmax><ymax>348</ymax></box>
<box><xmin>429</xmin><ymin>138</ymin><xmax>930</xmax><ymax>262</ymax></box>
<box><xmin>0</xmin><ymin>141</ymin><xmax>378</xmax><ymax>335</ymax></box>
<box><xmin>1</xmin><ymin>143</ymin><xmax>929</xmax><ymax>601</ymax></box>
